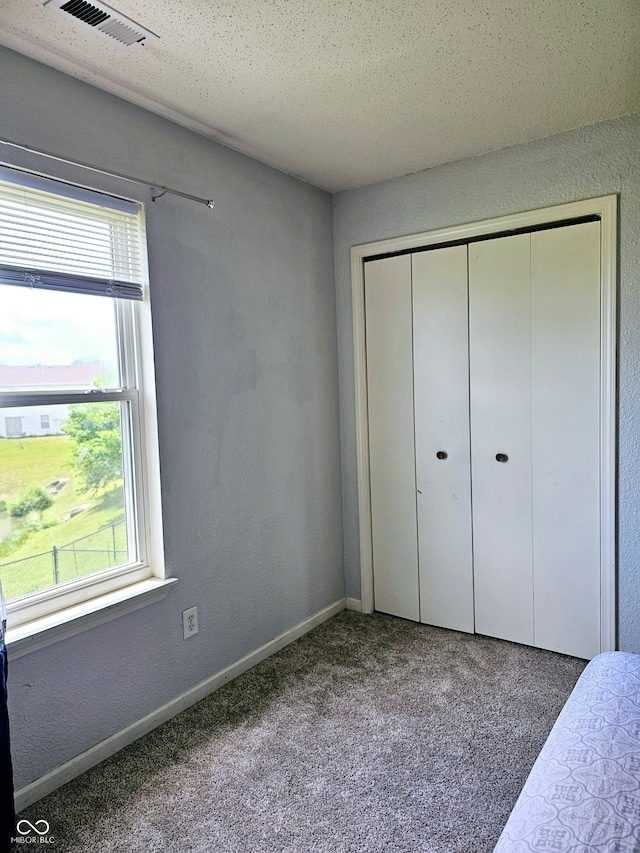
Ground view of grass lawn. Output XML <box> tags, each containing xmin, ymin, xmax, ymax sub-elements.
<box><xmin>0</xmin><ymin>434</ymin><xmax>73</xmax><ymax>496</ymax></box>
<box><xmin>0</xmin><ymin>435</ymin><xmax>126</xmax><ymax>600</ymax></box>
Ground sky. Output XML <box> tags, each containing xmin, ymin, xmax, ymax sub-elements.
<box><xmin>0</xmin><ymin>284</ymin><xmax>118</xmax><ymax>370</ymax></box>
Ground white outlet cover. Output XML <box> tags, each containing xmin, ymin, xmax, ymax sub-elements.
<box><xmin>182</xmin><ymin>606</ymin><xmax>198</xmax><ymax>639</ymax></box>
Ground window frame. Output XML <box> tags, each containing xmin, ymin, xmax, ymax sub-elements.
<box><xmin>0</xmin><ymin>178</ymin><xmax>166</xmax><ymax>631</ymax></box>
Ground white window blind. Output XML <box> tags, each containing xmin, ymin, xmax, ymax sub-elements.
<box><xmin>0</xmin><ymin>173</ymin><xmax>144</xmax><ymax>300</ymax></box>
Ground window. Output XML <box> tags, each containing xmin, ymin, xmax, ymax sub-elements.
<box><xmin>0</xmin><ymin>167</ymin><xmax>164</xmax><ymax>629</ymax></box>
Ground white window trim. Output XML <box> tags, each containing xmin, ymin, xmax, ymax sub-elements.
<box><xmin>0</xmin><ymin>190</ymin><xmax>170</xmax><ymax>643</ymax></box>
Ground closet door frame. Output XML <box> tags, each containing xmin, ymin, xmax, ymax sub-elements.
<box><xmin>350</xmin><ymin>195</ymin><xmax>617</xmax><ymax>653</ymax></box>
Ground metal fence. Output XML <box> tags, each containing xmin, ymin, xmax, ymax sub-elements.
<box><xmin>0</xmin><ymin>518</ymin><xmax>127</xmax><ymax>597</ymax></box>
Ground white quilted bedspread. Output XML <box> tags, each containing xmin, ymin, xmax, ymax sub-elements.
<box><xmin>493</xmin><ymin>651</ymin><xmax>640</xmax><ymax>853</ymax></box>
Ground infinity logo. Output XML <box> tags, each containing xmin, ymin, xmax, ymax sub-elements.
<box><xmin>16</xmin><ymin>820</ymin><xmax>50</xmax><ymax>836</ymax></box>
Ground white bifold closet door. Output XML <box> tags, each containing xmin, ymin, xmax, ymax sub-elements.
<box><xmin>364</xmin><ymin>254</ymin><xmax>419</xmax><ymax>621</ymax></box>
<box><xmin>364</xmin><ymin>220</ymin><xmax>602</xmax><ymax>660</ymax></box>
<box><xmin>413</xmin><ymin>246</ymin><xmax>474</xmax><ymax>633</ymax></box>
<box><xmin>468</xmin><ymin>233</ymin><xmax>535</xmax><ymax>647</ymax></box>
<box><xmin>529</xmin><ymin>223</ymin><xmax>601</xmax><ymax>658</ymax></box>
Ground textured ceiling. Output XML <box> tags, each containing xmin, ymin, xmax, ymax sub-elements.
<box><xmin>0</xmin><ymin>0</ymin><xmax>638</xmax><ymax>192</ymax></box>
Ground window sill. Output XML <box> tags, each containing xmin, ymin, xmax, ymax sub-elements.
<box><xmin>5</xmin><ymin>577</ymin><xmax>177</xmax><ymax>660</ymax></box>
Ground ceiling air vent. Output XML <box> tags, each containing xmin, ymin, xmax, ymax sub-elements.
<box><xmin>44</xmin><ymin>0</ymin><xmax>159</xmax><ymax>50</ymax></box>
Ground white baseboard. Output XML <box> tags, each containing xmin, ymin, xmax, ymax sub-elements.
<box><xmin>15</xmin><ymin>597</ymin><xmax>347</xmax><ymax>812</ymax></box>
<box><xmin>346</xmin><ymin>597</ymin><xmax>363</xmax><ymax>611</ymax></box>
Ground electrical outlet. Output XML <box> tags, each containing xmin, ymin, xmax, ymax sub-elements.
<box><xmin>182</xmin><ymin>606</ymin><xmax>198</xmax><ymax>639</ymax></box>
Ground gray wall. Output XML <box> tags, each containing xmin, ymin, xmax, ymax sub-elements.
<box><xmin>333</xmin><ymin>113</ymin><xmax>640</xmax><ymax>652</ymax></box>
<box><xmin>0</xmin><ymin>46</ymin><xmax>344</xmax><ymax>788</ymax></box>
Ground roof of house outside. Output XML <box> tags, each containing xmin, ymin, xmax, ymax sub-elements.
<box><xmin>0</xmin><ymin>362</ymin><xmax>103</xmax><ymax>390</ymax></box>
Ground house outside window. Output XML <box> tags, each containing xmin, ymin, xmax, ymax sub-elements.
<box><xmin>0</xmin><ymin>168</ymin><xmax>165</xmax><ymax>629</ymax></box>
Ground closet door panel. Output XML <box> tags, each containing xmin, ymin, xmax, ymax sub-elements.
<box><xmin>364</xmin><ymin>255</ymin><xmax>420</xmax><ymax>621</ymax></box>
<box><xmin>413</xmin><ymin>246</ymin><xmax>474</xmax><ymax>632</ymax></box>
<box><xmin>469</xmin><ymin>234</ymin><xmax>534</xmax><ymax>646</ymax></box>
<box><xmin>531</xmin><ymin>222</ymin><xmax>601</xmax><ymax>659</ymax></box>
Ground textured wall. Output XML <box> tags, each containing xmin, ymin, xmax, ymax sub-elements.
<box><xmin>333</xmin><ymin>113</ymin><xmax>640</xmax><ymax>651</ymax></box>
<box><xmin>0</xmin><ymin>46</ymin><xmax>343</xmax><ymax>788</ymax></box>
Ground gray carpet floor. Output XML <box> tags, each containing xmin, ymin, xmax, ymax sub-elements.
<box><xmin>17</xmin><ymin>611</ymin><xmax>586</xmax><ymax>852</ymax></box>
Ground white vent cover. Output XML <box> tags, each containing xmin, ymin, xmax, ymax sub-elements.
<box><xmin>44</xmin><ymin>0</ymin><xmax>159</xmax><ymax>50</ymax></box>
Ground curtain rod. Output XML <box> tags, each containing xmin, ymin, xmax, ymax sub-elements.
<box><xmin>0</xmin><ymin>136</ymin><xmax>215</xmax><ymax>210</ymax></box>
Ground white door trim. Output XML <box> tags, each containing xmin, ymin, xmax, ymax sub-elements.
<box><xmin>350</xmin><ymin>195</ymin><xmax>617</xmax><ymax>653</ymax></box>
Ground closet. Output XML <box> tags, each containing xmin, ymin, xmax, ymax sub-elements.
<box><xmin>364</xmin><ymin>220</ymin><xmax>602</xmax><ymax>660</ymax></box>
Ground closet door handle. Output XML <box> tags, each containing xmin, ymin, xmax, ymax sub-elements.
<box><xmin>495</xmin><ymin>453</ymin><xmax>509</xmax><ymax>463</ymax></box>
<box><xmin>436</xmin><ymin>451</ymin><xmax>448</xmax><ymax>460</ymax></box>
